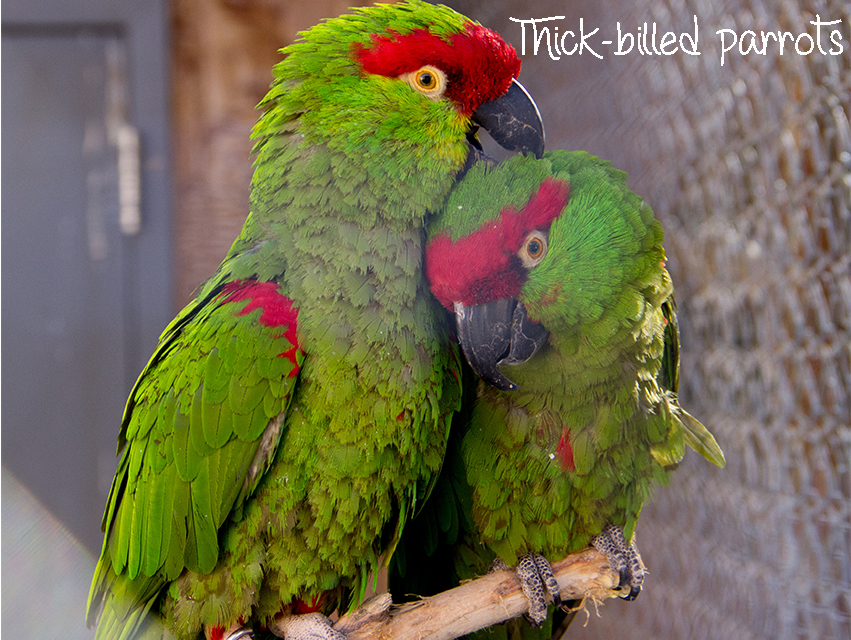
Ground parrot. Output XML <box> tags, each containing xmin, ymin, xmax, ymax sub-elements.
<box><xmin>85</xmin><ymin>3</ymin><xmax>545</xmax><ymax>640</ymax></box>
<box><xmin>391</xmin><ymin>149</ymin><xmax>725</xmax><ymax>637</ymax></box>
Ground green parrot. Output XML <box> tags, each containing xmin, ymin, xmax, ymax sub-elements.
<box><xmin>393</xmin><ymin>150</ymin><xmax>725</xmax><ymax>636</ymax></box>
<box><xmin>86</xmin><ymin>3</ymin><xmax>545</xmax><ymax>640</ymax></box>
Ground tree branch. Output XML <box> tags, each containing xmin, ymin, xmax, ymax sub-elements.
<box><xmin>272</xmin><ymin>548</ymin><xmax>621</xmax><ymax>640</ymax></box>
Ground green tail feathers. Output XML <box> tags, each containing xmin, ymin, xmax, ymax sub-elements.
<box><xmin>678</xmin><ymin>409</ymin><xmax>726</xmax><ymax>468</ymax></box>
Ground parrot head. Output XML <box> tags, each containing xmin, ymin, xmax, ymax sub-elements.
<box><xmin>353</xmin><ymin>8</ymin><xmax>544</xmax><ymax>160</ymax></box>
<box><xmin>425</xmin><ymin>151</ymin><xmax>666</xmax><ymax>391</ymax></box>
<box><xmin>252</xmin><ymin>0</ymin><xmax>544</xmax><ymax>208</ymax></box>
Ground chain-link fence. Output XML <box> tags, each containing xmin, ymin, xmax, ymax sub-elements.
<box><xmin>452</xmin><ymin>0</ymin><xmax>850</xmax><ymax>638</ymax></box>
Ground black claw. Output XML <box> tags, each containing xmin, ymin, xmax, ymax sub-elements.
<box><xmin>592</xmin><ymin>524</ymin><xmax>645</xmax><ymax>601</ymax></box>
<box><xmin>618</xmin><ymin>566</ymin><xmax>630</xmax><ymax>592</ymax></box>
<box><xmin>615</xmin><ymin>566</ymin><xmax>642</xmax><ymax>600</ymax></box>
<box><xmin>624</xmin><ymin>584</ymin><xmax>642</xmax><ymax>601</ymax></box>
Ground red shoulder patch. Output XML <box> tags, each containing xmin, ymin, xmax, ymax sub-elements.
<box><xmin>426</xmin><ymin>177</ymin><xmax>570</xmax><ymax>309</ymax></box>
<box><xmin>221</xmin><ymin>280</ymin><xmax>297</xmax><ymax>328</ymax></box>
<box><xmin>220</xmin><ymin>280</ymin><xmax>302</xmax><ymax>371</ymax></box>
<box><xmin>354</xmin><ymin>23</ymin><xmax>520</xmax><ymax>116</ymax></box>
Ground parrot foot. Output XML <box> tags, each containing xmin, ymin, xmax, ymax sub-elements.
<box><xmin>272</xmin><ymin>613</ymin><xmax>346</xmax><ymax>640</ymax></box>
<box><xmin>490</xmin><ymin>553</ymin><xmax>561</xmax><ymax>627</ymax></box>
<box><xmin>591</xmin><ymin>524</ymin><xmax>645</xmax><ymax>600</ymax></box>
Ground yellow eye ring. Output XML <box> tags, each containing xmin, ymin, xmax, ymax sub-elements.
<box><xmin>402</xmin><ymin>65</ymin><xmax>447</xmax><ymax>99</ymax></box>
<box><xmin>526</xmin><ymin>238</ymin><xmax>545</xmax><ymax>258</ymax></box>
<box><xmin>519</xmin><ymin>230</ymin><xmax>548</xmax><ymax>269</ymax></box>
<box><xmin>416</xmin><ymin>69</ymin><xmax>437</xmax><ymax>90</ymax></box>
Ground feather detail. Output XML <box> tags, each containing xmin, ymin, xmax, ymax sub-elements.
<box><xmin>143</xmin><ymin>471</ymin><xmax>167</xmax><ymax>577</ymax></box>
<box><xmin>677</xmin><ymin>409</ymin><xmax>726</xmax><ymax>468</ymax></box>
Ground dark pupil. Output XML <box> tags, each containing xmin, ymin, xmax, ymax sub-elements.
<box><xmin>528</xmin><ymin>240</ymin><xmax>541</xmax><ymax>256</ymax></box>
<box><xmin>419</xmin><ymin>72</ymin><xmax>433</xmax><ymax>87</ymax></box>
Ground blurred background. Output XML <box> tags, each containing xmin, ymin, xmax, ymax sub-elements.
<box><xmin>2</xmin><ymin>0</ymin><xmax>849</xmax><ymax>639</ymax></box>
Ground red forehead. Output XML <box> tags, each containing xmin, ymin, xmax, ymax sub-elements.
<box><xmin>426</xmin><ymin>178</ymin><xmax>570</xmax><ymax>309</ymax></box>
<box><xmin>354</xmin><ymin>23</ymin><xmax>521</xmax><ymax>116</ymax></box>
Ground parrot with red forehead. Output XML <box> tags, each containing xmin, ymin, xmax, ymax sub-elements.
<box><xmin>86</xmin><ymin>3</ymin><xmax>544</xmax><ymax>640</ymax></box>
<box><xmin>394</xmin><ymin>150</ymin><xmax>724</xmax><ymax>636</ymax></box>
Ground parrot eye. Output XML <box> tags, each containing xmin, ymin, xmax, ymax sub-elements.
<box><xmin>401</xmin><ymin>65</ymin><xmax>447</xmax><ymax>100</ymax></box>
<box><xmin>519</xmin><ymin>230</ymin><xmax>548</xmax><ymax>269</ymax></box>
<box><xmin>417</xmin><ymin>70</ymin><xmax>436</xmax><ymax>89</ymax></box>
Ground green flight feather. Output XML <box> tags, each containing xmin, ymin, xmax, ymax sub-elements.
<box><xmin>88</xmin><ymin>278</ymin><xmax>305</xmax><ymax>636</ymax></box>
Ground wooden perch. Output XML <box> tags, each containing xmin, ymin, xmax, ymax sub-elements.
<box><xmin>271</xmin><ymin>548</ymin><xmax>621</xmax><ymax>640</ymax></box>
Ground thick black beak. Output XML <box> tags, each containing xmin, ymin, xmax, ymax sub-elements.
<box><xmin>453</xmin><ymin>299</ymin><xmax>549</xmax><ymax>391</ymax></box>
<box><xmin>471</xmin><ymin>79</ymin><xmax>545</xmax><ymax>159</ymax></box>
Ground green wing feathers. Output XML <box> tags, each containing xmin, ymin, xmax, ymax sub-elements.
<box><xmin>658</xmin><ymin>298</ymin><xmax>726</xmax><ymax>469</ymax></box>
<box><xmin>87</xmin><ymin>279</ymin><xmax>302</xmax><ymax>632</ymax></box>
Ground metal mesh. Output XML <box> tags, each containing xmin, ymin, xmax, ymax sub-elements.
<box><xmin>171</xmin><ymin>0</ymin><xmax>358</xmax><ymax>305</ymax></box>
<box><xmin>452</xmin><ymin>0</ymin><xmax>850</xmax><ymax>638</ymax></box>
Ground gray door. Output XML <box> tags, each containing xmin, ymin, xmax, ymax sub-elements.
<box><xmin>2</xmin><ymin>2</ymin><xmax>172</xmax><ymax>557</ymax></box>
<box><xmin>3</xmin><ymin>27</ymin><xmax>132</xmax><ymax>555</ymax></box>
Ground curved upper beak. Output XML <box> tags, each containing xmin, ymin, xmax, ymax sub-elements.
<box><xmin>453</xmin><ymin>299</ymin><xmax>549</xmax><ymax>391</ymax></box>
<box><xmin>471</xmin><ymin>79</ymin><xmax>545</xmax><ymax>159</ymax></box>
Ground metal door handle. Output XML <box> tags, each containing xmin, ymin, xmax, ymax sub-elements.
<box><xmin>117</xmin><ymin>124</ymin><xmax>140</xmax><ymax>235</ymax></box>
